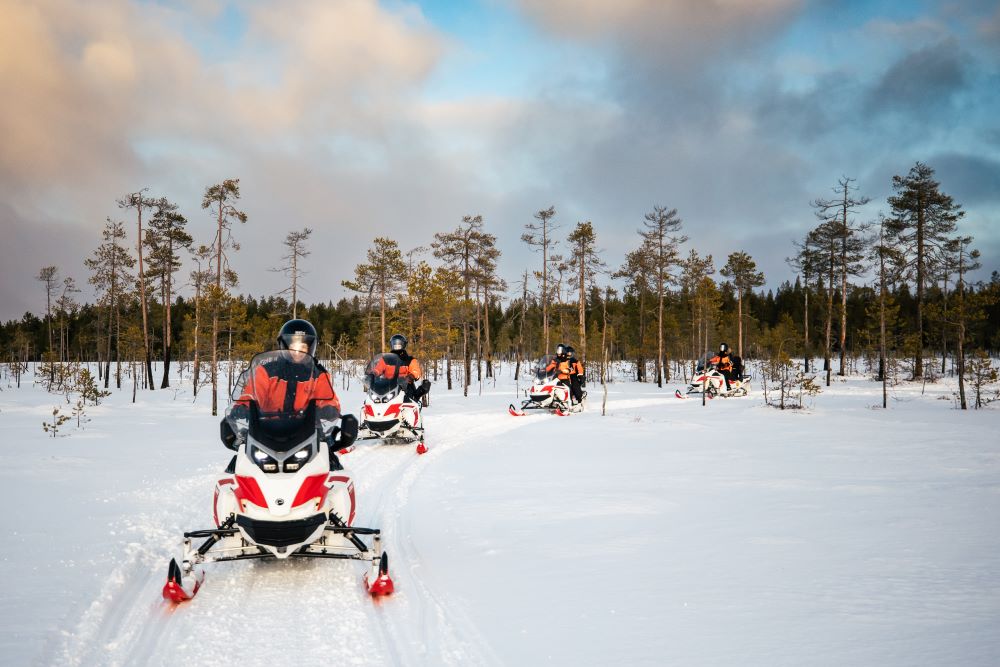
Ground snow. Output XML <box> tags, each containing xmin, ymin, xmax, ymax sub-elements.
<box><xmin>1</xmin><ymin>363</ymin><xmax>999</xmax><ymax>666</ymax></box>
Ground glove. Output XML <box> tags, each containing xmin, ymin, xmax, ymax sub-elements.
<box><xmin>338</xmin><ymin>414</ymin><xmax>359</xmax><ymax>447</ymax></box>
<box><xmin>220</xmin><ymin>418</ymin><xmax>239</xmax><ymax>451</ymax></box>
<box><xmin>228</xmin><ymin>403</ymin><xmax>249</xmax><ymax>421</ymax></box>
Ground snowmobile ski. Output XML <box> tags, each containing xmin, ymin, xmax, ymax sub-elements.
<box><xmin>416</xmin><ymin>441</ymin><xmax>428</xmax><ymax>455</ymax></box>
<box><xmin>364</xmin><ymin>551</ymin><xmax>394</xmax><ymax>596</ymax></box>
<box><xmin>508</xmin><ymin>403</ymin><xmax>526</xmax><ymax>417</ymax></box>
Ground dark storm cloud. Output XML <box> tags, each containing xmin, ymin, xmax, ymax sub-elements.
<box><xmin>1</xmin><ymin>203</ymin><xmax>97</xmax><ymax>323</ymax></box>
<box><xmin>928</xmin><ymin>153</ymin><xmax>1000</xmax><ymax>206</ymax></box>
<box><xmin>865</xmin><ymin>40</ymin><xmax>968</xmax><ymax>117</ymax></box>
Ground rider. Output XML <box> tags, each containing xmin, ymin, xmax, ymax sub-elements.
<box><xmin>374</xmin><ymin>334</ymin><xmax>430</xmax><ymax>403</ymax></box>
<box><xmin>222</xmin><ymin>319</ymin><xmax>357</xmax><ymax>464</ymax></box>
<box><xmin>565</xmin><ymin>345</ymin><xmax>585</xmax><ymax>406</ymax></box>
<box><xmin>545</xmin><ymin>343</ymin><xmax>574</xmax><ymax>396</ymax></box>
<box><xmin>710</xmin><ymin>342</ymin><xmax>735</xmax><ymax>390</ymax></box>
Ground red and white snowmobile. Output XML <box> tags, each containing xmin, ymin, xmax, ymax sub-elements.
<box><xmin>509</xmin><ymin>354</ymin><xmax>581</xmax><ymax>416</ymax></box>
<box><xmin>163</xmin><ymin>350</ymin><xmax>393</xmax><ymax>604</ymax></box>
<box><xmin>355</xmin><ymin>353</ymin><xmax>427</xmax><ymax>455</ymax></box>
<box><xmin>676</xmin><ymin>354</ymin><xmax>750</xmax><ymax>399</ymax></box>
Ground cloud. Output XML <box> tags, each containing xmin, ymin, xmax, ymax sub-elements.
<box><xmin>865</xmin><ymin>39</ymin><xmax>968</xmax><ymax>116</ymax></box>
<box><xmin>512</xmin><ymin>0</ymin><xmax>803</xmax><ymax>64</ymax></box>
<box><xmin>928</xmin><ymin>153</ymin><xmax>1000</xmax><ymax>206</ymax></box>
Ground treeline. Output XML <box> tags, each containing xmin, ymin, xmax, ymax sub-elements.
<box><xmin>3</xmin><ymin>163</ymin><xmax>999</xmax><ymax>411</ymax></box>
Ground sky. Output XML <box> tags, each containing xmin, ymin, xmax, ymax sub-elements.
<box><xmin>2</xmin><ymin>0</ymin><xmax>999</xmax><ymax>321</ymax></box>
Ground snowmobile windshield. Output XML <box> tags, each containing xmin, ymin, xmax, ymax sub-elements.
<box><xmin>534</xmin><ymin>355</ymin><xmax>559</xmax><ymax>381</ymax></box>
<box><xmin>364</xmin><ymin>353</ymin><xmax>409</xmax><ymax>396</ymax></box>
<box><xmin>227</xmin><ymin>350</ymin><xmax>334</xmax><ymax>449</ymax></box>
<box><xmin>695</xmin><ymin>353</ymin><xmax>716</xmax><ymax>373</ymax></box>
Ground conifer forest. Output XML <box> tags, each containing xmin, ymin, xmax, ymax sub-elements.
<box><xmin>4</xmin><ymin>163</ymin><xmax>997</xmax><ymax>412</ymax></box>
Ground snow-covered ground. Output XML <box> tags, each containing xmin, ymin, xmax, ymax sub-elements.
<box><xmin>1</xmin><ymin>363</ymin><xmax>998</xmax><ymax>666</ymax></box>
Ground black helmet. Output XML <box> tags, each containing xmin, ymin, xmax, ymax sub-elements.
<box><xmin>719</xmin><ymin>343</ymin><xmax>729</xmax><ymax>355</ymax></box>
<box><xmin>566</xmin><ymin>346</ymin><xmax>576</xmax><ymax>357</ymax></box>
<box><xmin>277</xmin><ymin>319</ymin><xmax>318</xmax><ymax>356</ymax></box>
<box><xmin>389</xmin><ymin>334</ymin><xmax>407</xmax><ymax>352</ymax></box>
<box><xmin>555</xmin><ymin>343</ymin><xmax>568</xmax><ymax>357</ymax></box>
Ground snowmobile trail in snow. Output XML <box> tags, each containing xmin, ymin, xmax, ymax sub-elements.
<box><xmin>346</xmin><ymin>410</ymin><xmax>525</xmax><ymax>666</ymax></box>
<box><xmin>51</xmin><ymin>407</ymin><xmax>528</xmax><ymax>666</ymax></box>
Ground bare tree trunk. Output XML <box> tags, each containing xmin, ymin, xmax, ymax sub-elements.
<box><xmin>484</xmin><ymin>289</ymin><xmax>493</xmax><ymax>379</ymax></box>
<box><xmin>192</xmin><ymin>284</ymin><xmax>201</xmax><ymax>397</ymax></box>
<box><xmin>579</xmin><ymin>261</ymin><xmax>586</xmax><ymax>364</ymax></box>
<box><xmin>803</xmin><ymin>280</ymin><xmax>810</xmax><ymax>373</ymax></box>
<box><xmin>737</xmin><ymin>289</ymin><xmax>744</xmax><ymax>358</ymax></box>
<box><xmin>475</xmin><ymin>284</ymin><xmax>482</xmax><ymax>382</ymax></box>
<box><xmin>135</xmin><ymin>202</ymin><xmax>154</xmax><ymax>390</ymax></box>
<box><xmin>379</xmin><ymin>282</ymin><xmax>387</xmax><ymax>353</ymax></box>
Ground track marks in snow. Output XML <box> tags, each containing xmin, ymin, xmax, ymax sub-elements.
<box><xmin>51</xmin><ymin>406</ymin><xmax>528</xmax><ymax>666</ymax></box>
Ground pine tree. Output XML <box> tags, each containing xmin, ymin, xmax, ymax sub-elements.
<box><xmin>36</xmin><ymin>266</ymin><xmax>59</xmax><ymax>377</ymax></box>
<box><xmin>942</xmin><ymin>235</ymin><xmax>981</xmax><ymax>409</ymax></box>
<box><xmin>145</xmin><ymin>198</ymin><xmax>192</xmax><ymax>388</ymax></box>
<box><xmin>886</xmin><ymin>162</ymin><xmax>964</xmax><ymax>379</ymax></box>
<box><xmin>787</xmin><ymin>237</ymin><xmax>822</xmax><ymax>372</ymax></box>
<box><xmin>679</xmin><ymin>250</ymin><xmax>715</xmax><ymax>368</ymax></box>
<box><xmin>118</xmin><ymin>189</ymin><xmax>159</xmax><ymax>389</ymax></box>
<box><xmin>433</xmin><ymin>216</ymin><xmax>494</xmax><ymax>395</ymax></box>
<box><xmin>639</xmin><ymin>206</ymin><xmax>686</xmax><ymax>387</ymax></box>
<box><xmin>201</xmin><ymin>179</ymin><xmax>248</xmax><ymax>416</ymax></box>
<box><xmin>343</xmin><ymin>237</ymin><xmax>405</xmax><ymax>356</ymax></box>
<box><xmin>812</xmin><ymin>177</ymin><xmax>871</xmax><ymax>376</ymax></box>
<box><xmin>86</xmin><ymin>219</ymin><xmax>135</xmax><ymax>389</ymax></box>
<box><xmin>721</xmin><ymin>251</ymin><xmax>765</xmax><ymax>360</ymax></box>
<box><xmin>614</xmin><ymin>249</ymin><xmax>656</xmax><ymax>380</ymax></box>
<box><xmin>567</xmin><ymin>221</ymin><xmax>605</xmax><ymax>364</ymax></box>
<box><xmin>187</xmin><ymin>245</ymin><xmax>213</xmax><ymax>397</ymax></box>
<box><xmin>274</xmin><ymin>228</ymin><xmax>313</xmax><ymax>318</ymax></box>
<box><xmin>522</xmin><ymin>206</ymin><xmax>558</xmax><ymax>352</ymax></box>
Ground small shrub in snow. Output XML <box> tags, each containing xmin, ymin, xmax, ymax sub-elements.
<box><xmin>761</xmin><ymin>352</ymin><xmax>820</xmax><ymax>410</ymax></box>
<box><xmin>42</xmin><ymin>406</ymin><xmax>70</xmax><ymax>437</ymax></box>
<box><xmin>76</xmin><ymin>369</ymin><xmax>111</xmax><ymax>406</ymax></box>
<box><xmin>71</xmin><ymin>399</ymin><xmax>90</xmax><ymax>428</ymax></box>
<box><xmin>964</xmin><ymin>351</ymin><xmax>999</xmax><ymax>409</ymax></box>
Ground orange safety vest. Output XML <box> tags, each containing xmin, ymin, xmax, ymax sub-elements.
<box><xmin>372</xmin><ymin>356</ymin><xmax>422</xmax><ymax>381</ymax></box>
<box><xmin>546</xmin><ymin>357</ymin><xmax>572</xmax><ymax>380</ymax></box>
<box><xmin>710</xmin><ymin>354</ymin><xmax>733</xmax><ymax>372</ymax></box>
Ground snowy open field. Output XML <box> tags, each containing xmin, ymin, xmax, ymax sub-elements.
<box><xmin>1</xmin><ymin>363</ymin><xmax>998</xmax><ymax>666</ymax></box>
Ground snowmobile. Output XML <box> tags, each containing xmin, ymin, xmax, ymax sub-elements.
<box><xmin>163</xmin><ymin>350</ymin><xmax>393</xmax><ymax>603</ymax></box>
<box><xmin>508</xmin><ymin>354</ymin><xmax>584</xmax><ymax>416</ymax></box>
<box><xmin>354</xmin><ymin>353</ymin><xmax>427</xmax><ymax>455</ymax></box>
<box><xmin>676</xmin><ymin>354</ymin><xmax>750</xmax><ymax>399</ymax></box>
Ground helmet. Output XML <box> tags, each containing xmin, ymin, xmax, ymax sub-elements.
<box><xmin>389</xmin><ymin>334</ymin><xmax>407</xmax><ymax>352</ymax></box>
<box><xmin>719</xmin><ymin>343</ymin><xmax>729</xmax><ymax>355</ymax></box>
<box><xmin>566</xmin><ymin>346</ymin><xmax>576</xmax><ymax>357</ymax></box>
<box><xmin>277</xmin><ymin>319</ymin><xmax>318</xmax><ymax>356</ymax></box>
<box><xmin>555</xmin><ymin>343</ymin><xmax>568</xmax><ymax>357</ymax></box>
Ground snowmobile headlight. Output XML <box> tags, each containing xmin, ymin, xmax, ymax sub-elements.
<box><xmin>283</xmin><ymin>447</ymin><xmax>314</xmax><ymax>472</ymax></box>
<box><xmin>251</xmin><ymin>446</ymin><xmax>279</xmax><ymax>473</ymax></box>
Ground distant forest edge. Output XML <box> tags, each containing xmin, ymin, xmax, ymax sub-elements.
<box><xmin>3</xmin><ymin>163</ymin><xmax>999</xmax><ymax>413</ymax></box>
